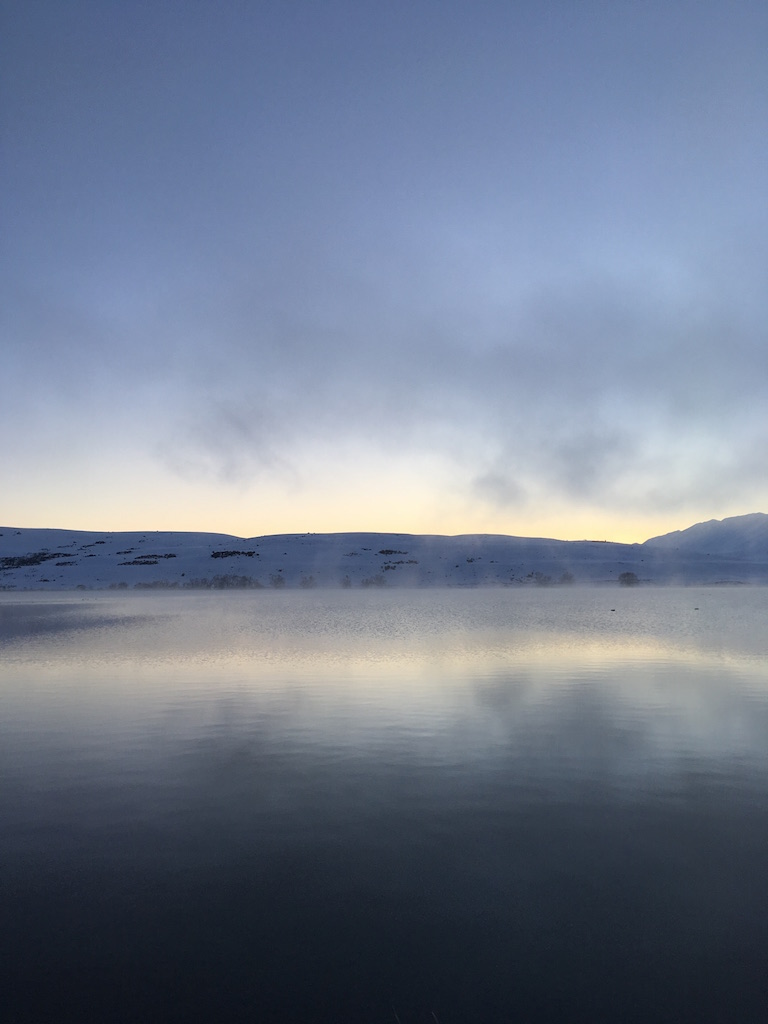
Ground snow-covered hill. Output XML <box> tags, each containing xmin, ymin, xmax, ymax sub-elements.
<box><xmin>644</xmin><ymin>512</ymin><xmax>768</xmax><ymax>558</ymax></box>
<box><xmin>1</xmin><ymin>514</ymin><xmax>767</xmax><ymax>590</ymax></box>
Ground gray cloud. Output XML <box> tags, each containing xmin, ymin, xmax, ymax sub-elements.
<box><xmin>3</xmin><ymin>0</ymin><xmax>767</xmax><ymax>527</ymax></box>
<box><xmin>153</xmin><ymin>254</ymin><xmax>766</xmax><ymax>515</ymax></box>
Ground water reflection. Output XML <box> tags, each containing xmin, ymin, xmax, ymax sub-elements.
<box><xmin>1</xmin><ymin>589</ymin><xmax>768</xmax><ymax>1023</ymax></box>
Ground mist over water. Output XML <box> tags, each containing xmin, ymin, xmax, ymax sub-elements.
<box><xmin>2</xmin><ymin>588</ymin><xmax>768</xmax><ymax>1023</ymax></box>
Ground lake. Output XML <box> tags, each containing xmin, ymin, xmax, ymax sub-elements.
<box><xmin>2</xmin><ymin>587</ymin><xmax>768</xmax><ymax>1023</ymax></box>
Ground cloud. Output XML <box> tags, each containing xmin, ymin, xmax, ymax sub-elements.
<box><xmin>473</xmin><ymin>472</ymin><xmax>527</xmax><ymax>509</ymax></box>
<box><xmin>3</xmin><ymin>0</ymin><xmax>767</xmax><ymax>531</ymax></box>
<box><xmin>150</xmin><ymin>246</ymin><xmax>766</xmax><ymax>518</ymax></box>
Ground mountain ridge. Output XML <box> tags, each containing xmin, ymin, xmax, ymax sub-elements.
<box><xmin>643</xmin><ymin>512</ymin><xmax>768</xmax><ymax>557</ymax></box>
<box><xmin>1</xmin><ymin>514</ymin><xmax>766</xmax><ymax>589</ymax></box>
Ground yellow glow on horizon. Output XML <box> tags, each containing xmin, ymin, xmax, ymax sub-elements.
<box><xmin>2</xmin><ymin>481</ymin><xmax>738</xmax><ymax>546</ymax></box>
<box><xmin>3</xmin><ymin>439</ymin><xmax>759</xmax><ymax>545</ymax></box>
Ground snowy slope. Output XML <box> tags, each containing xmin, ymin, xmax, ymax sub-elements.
<box><xmin>1</xmin><ymin>515</ymin><xmax>767</xmax><ymax>590</ymax></box>
<box><xmin>644</xmin><ymin>512</ymin><xmax>768</xmax><ymax>558</ymax></box>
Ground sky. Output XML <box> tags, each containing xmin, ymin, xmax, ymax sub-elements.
<box><xmin>2</xmin><ymin>0</ymin><xmax>767</xmax><ymax>542</ymax></box>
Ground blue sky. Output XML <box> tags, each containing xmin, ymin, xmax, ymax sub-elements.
<box><xmin>2</xmin><ymin>0</ymin><xmax>766</xmax><ymax>541</ymax></box>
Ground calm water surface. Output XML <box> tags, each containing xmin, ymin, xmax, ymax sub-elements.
<box><xmin>2</xmin><ymin>587</ymin><xmax>768</xmax><ymax>1023</ymax></box>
